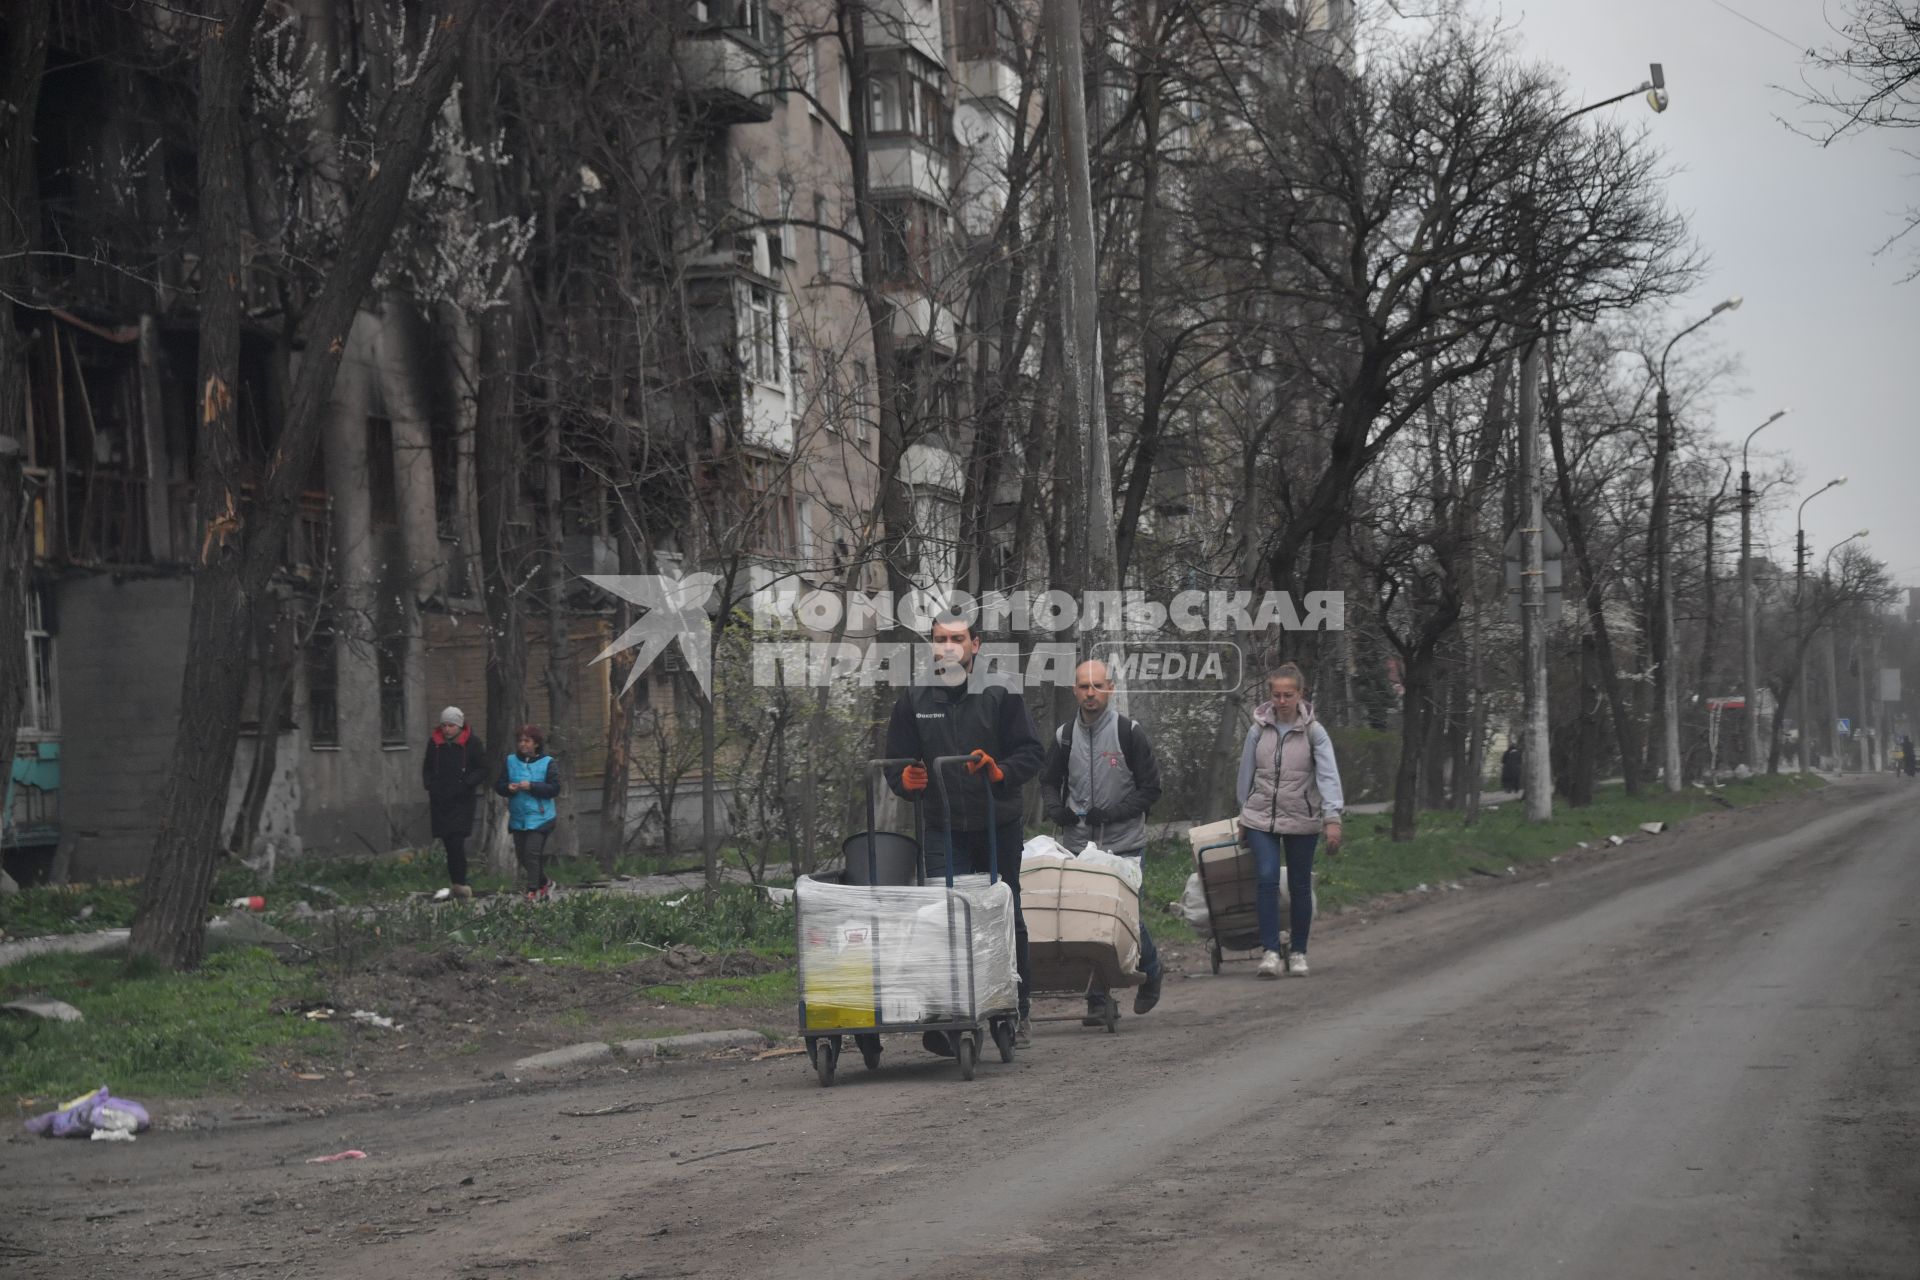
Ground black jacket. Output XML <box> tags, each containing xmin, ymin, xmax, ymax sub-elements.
<box><xmin>422</xmin><ymin>728</ymin><xmax>489</xmax><ymax>838</ymax></box>
<box><xmin>1038</xmin><ymin>714</ymin><xmax>1162</xmax><ymax>828</ymax></box>
<box><xmin>884</xmin><ymin>680</ymin><xmax>1045</xmax><ymax>832</ymax></box>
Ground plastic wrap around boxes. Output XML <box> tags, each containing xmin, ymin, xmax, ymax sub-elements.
<box><xmin>1020</xmin><ymin>840</ymin><xmax>1144</xmax><ymax>988</ymax></box>
<box><xmin>795</xmin><ymin>875</ymin><xmax>1018</xmax><ymax>1031</ymax></box>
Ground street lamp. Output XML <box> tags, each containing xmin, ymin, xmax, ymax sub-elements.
<box><xmin>1515</xmin><ymin>65</ymin><xmax>1672</xmax><ymax>822</ymax></box>
<box><xmin>1740</xmin><ymin>408</ymin><xmax>1789</xmax><ymax>768</ymax></box>
<box><xmin>1794</xmin><ymin>478</ymin><xmax>1848</xmax><ymax>771</ymax></box>
<box><xmin>1651</xmin><ymin>295</ymin><xmax>1743</xmax><ymax>791</ymax></box>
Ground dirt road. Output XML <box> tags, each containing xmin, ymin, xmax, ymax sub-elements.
<box><xmin>6</xmin><ymin>778</ymin><xmax>1917</xmax><ymax>1279</ymax></box>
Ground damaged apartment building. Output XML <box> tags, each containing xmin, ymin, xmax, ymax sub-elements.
<box><xmin>3</xmin><ymin>0</ymin><xmax>1028</xmax><ymax>882</ymax></box>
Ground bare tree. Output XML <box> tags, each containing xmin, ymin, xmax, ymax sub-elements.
<box><xmin>131</xmin><ymin>0</ymin><xmax>483</xmax><ymax>969</ymax></box>
<box><xmin>1797</xmin><ymin>0</ymin><xmax>1920</xmax><ymax>277</ymax></box>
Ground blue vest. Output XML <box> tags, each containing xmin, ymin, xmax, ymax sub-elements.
<box><xmin>506</xmin><ymin>754</ymin><xmax>556</xmax><ymax>831</ymax></box>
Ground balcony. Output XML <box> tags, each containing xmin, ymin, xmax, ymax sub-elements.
<box><xmin>887</xmin><ymin>293</ymin><xmax>959</xmax><ymax>354</ymax></box>
<box><xmin>867</xmin><ymin>136</ymin><xmax>950</xmax><ymax>203</ymax></box>
<box><xmin>676</xmin><ymin>28</ymin><xmax>774</xmax><ymax>126</ymax></box>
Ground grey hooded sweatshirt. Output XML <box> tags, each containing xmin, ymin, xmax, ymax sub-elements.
<box><xmin>1235</xmin><ymin>700</ymin><xmax>1345</xmax><ymax>835</ymax></box>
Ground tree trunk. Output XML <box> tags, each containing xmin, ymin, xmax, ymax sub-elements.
<box><xmin>0</xmin><ymin>0</ymin><xmax>51</xmax><ymax>822</ymax></box>
<box><xmin>132</xmin><ymin>0</ymin><xmax>479</xmax><ymax>967</ymax></box>
<box><xmin>127</xmin><ymin>0</ymin><xmax>272</xmax><ymax>968</ymax></box>
<box><xmin>1543</xmin><ymin>362</ymin><xmax>1641</xmax><ymax>795</ymax></box>
<box><xmin>542</xmin><ymin>408</ymin><xmax>578</xmax><ymax>859</ymax></box>
<box><xmin>463</xmin><ymin>27</ymin><xmax>525</xmax><ymax>874</ymax></box>
<box><xmin>228</xmin><ymin>603</ymin><xmax>294</xmax><ymax>852</ymax></box>
<box><xmin>1390</xmin><ymin>654</ymin><xmax>1434</xmax><ymax>841</ymax></box>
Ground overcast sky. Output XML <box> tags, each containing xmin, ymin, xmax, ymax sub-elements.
<box><xmin>1486</xmin><ymin>0</ymin><xmax>1920</xmax><ymax>596</ymax></box>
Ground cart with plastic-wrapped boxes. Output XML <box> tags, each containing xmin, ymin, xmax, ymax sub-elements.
<box><xmin>1188</xmin><ymin>816</ymin><xmax>1264</xmax><ymax>974</ymax></box>
<box><xmin>793</xmin><ymin>757</ymin><xmax>1019</xmax><ymax>1086</ymax></box>
<box><xmin>1020</xmin><ymin>839</ymin><xmax>1146</xmax><ymax>1033</ymax></box>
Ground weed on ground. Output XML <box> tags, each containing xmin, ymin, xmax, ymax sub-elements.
<box><xmin>0</xmin><ymin>948</ymin><xmax>333</xmax><ymax>1101</ymax></box>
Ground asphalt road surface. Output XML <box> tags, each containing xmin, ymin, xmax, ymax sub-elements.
<box><xmin>7</xmin><ymin>777</ymin><xmax>1917</xmax><ymax>1279</ymax></box>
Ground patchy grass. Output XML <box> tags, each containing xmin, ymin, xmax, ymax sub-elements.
<box><xmin>0</xmin><ymin>880</ymin><xmax>144</xmax><ymax>940</ymax></box>
<box><xmin>1313</xmin><ymin>773</ymin><xmax>1820</xmax><ymax>910</ymax></box>
<box><xmin>1141</xmin><ymin>844</ymin><xmax>1203</xmax><ymax>945</ymax></box>
<box><xmin>0</xmin><ymin>847</ymin><xmax>769</xmax><ymax>943</ymax></box>
<box><xmin>1144</xmin><ymin>773</ymin><xmax>1823</xmax><ymax>921</ymax></box>
<box><xmin>285</xmin><ymin>884</ymin><xmax>797</xmax><ymax>974</ymax></box>
<box><xmin>642</xmin><ymin>970</ymin><xmax>797</xmax><ymax>1009</ymax></box>
<box><xmin>0</xmin><ymin>948</ymin><xmax>333</xmax><ymax>1102</ymax></box>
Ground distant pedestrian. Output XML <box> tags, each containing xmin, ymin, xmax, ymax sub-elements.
<box><xmin>496</xmin><ymin>724</ymin><xmax>562</xmax><ymax>900</ymax></box>
<box><xmin>1500</xmin><ymin>742</ymin><xmax>1522</xmax><ymax>794</ymax></box>
<box><xmin>1235</xmin><ymin>663</ymin><xmax>1346</xmax><ymax>979</ymax></box>
<box><xmin>1903</xmin><ymin>735</ymin><xmax>1916</xmax><ymax>780</ymax></box>
<box><xmin>422</xmin><ymin>707</ymin><xmax>487</xmax><ymax>900</ymax></box>
<box><xmin>1041</xmin><ymin>659</ymin><xmax>1166</xmax><ymax>1020</ymax></box>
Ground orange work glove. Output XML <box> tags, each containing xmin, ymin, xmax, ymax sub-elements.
<box><xmin>965</xmin><ymin>748</ymin><xmax>1004</xmax><ymax>783</ymax></box>
<box><xmin>901</xmin><ymin>763</ymin><xmax>929</xmax><ymax>793</ymax></box>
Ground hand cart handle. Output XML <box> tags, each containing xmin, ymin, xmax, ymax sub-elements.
<box><xmin>863</xmin><ymin>757</ymin><xmax>924</xmax><ymax>887</ymax></box>
<box><xmin>930</xmin><ymin>755</ymin><xmax>999</xmax><ymax>886</ymax></box>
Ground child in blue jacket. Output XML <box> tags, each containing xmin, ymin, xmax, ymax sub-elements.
<box><xmin>495</xmin><ymin>723</ymin><xmax>562</xmax><ymax>900</ymax></box>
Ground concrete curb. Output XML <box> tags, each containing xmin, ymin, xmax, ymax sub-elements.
<box><xmin>514</xmin><ymin>1028</ymin><xmax>776</xmax><ymax>1074</ymax></box>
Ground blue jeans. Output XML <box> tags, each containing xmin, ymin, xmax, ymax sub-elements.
<box><xmin>1246</xmin><ymin>830</ymin><xmax>1318</xmax><ymax>955</ymax></box>
<box><xmin>1091</xmin><ymin>850</ymin><xmax>1161</xmax><ymax>1005</ymax></box>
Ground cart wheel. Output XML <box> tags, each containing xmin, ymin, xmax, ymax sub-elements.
<box><xmin>815</xmin><ymin>1036</ymin><xmax>840</xmax><ymax>1088</ymax></box>
<box><xmin>1210</xmin><ymin>940</ymin><xmax>1223</xmax><ymax>975</ymax></box>
<box><xmin>1104</xmin><ymin>1001</ymin><xmax>1120</xmax><ymax>1034</ymax></box>
<box><xmin>856</xmin><ymin>1034</ymin><xmax>882</xmax><ymax>1071</ymax></box>
<box><xmin>992</xmin><ymin>1018</ymin><xmax>1015</xmax><ymax>1064</ymax></box>
<box><xmin>956</xmin><ymin>1033</ymin><xmax>977</xmax><ymax>1081</ymax></box>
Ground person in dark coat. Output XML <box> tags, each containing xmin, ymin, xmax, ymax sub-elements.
<box><xmin>423</xmin><ymin>706</ymin><xmax>488</xmax><ymax>898</ymax></box>
<box><xmin>1500</xmin><ymin>743</ymin><xmax>1523</xmax><ymax>794</ymax></box>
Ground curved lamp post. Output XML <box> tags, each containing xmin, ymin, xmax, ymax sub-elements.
<box><xmin>1740</xmin><ymin>408</ymin><xmax>1789</xmax><ymax>767</ymax></box>
<box><xmin>1793</xmin><ymin>478</ymin><xmax>1848</xmax><ymax>770</ymax></box>
<box><xmin>1652</xmin><ymin>296</ymin><xmax>1742</xmax><ymax>790</ymax></box>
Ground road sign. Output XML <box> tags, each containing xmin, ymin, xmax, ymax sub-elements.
<box><xmin>1503</xmin><ymin>519</ymin><xmax>1565</xmax><ymax>624</ymax></box>
<box><xmin>1502</xmin><ymin>522</ymin><xmax>1566</xmax><ymax>560</ymax></box>
<box><xmin>1837</xmin><ymin>718</ymin><xmax>1852</xmax><ymax>736</ymax></box>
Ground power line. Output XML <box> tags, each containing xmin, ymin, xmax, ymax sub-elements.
<box><xmin>1703</xmin><ymin>0</ymin><xmax>1809</xmax><ymax>54</ymax></box>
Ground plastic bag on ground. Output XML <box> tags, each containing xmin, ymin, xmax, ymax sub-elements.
<box><xmin>1178</xmin><ymin>872</ymin><xmax>1212</xmax><ymax>932</ymax></box>
<box><xmin>24</xmin><ymin>1086</ymin><xmax>151</xmax><ymax>1139</ymax></box>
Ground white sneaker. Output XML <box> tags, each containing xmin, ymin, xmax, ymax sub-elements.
<box><xmin>1287</xmin><ymin>952</ymin><xmax>1309</xmax><ymax>976</ymax></box>
<box><xmin>1257</xmin><ymin>950</ymin><xmax>1283</xmax><ymax>978</ymax></box>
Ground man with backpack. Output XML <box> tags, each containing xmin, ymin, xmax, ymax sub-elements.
<box><xmin>1041</xmin><ymin>658</ymin><xmax>1166</xmax><ymax>1020</ymax></box>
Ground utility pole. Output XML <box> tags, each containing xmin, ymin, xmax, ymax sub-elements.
<box><xmin>1796</xmin><ymin>525</ymin><xmax>1809</xmax><ymax>770</ymax></box>
<box><xmin>1517</xmin><ymin>341</ymin><xmax>1552</xmax><ymax>821</ymax></box>
<box><xmin>1509</xmin><ymin>65</ymin><xmax>1669</xmax><ymax>821</ymax></box>
<box><xmin>1652</xmin><ymin>381</ymin><xmax>1681</xmax><ymax>790</ymax></box>
<box><xmin>1824</xmin><ymin>623</ymin><xmax>1841</xmax><ymax>770</ymax></box>
<box><xmin>1740</xmin><ymin>409</ymin><xmax>1786</xmax><ymax>769</ymax></box>
<box><xmin>1793</xmin><ymin>480</ymin><xmax>1849</xmax><ymax>770</ymax></box>
<box><xmin>1045</xmin><ymin>0</ymin><xmax>1118</xmax><ymax>602</ymax></box>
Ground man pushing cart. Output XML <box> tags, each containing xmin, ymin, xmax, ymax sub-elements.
<box><xmin>884</xmin><ymin>609</ymin><xmax>1047</xmax><ymax>1052</ymax></box>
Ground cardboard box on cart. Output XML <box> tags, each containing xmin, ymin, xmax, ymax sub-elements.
<box><xmin>1021</xmin><ymin>852</ymin><xmax>1143</xmax><ymax>988</ymax></box>
<box><xmin>1187</xmin><ymin>817</ymin><xmax>1260</xmax><ymax>943</ymax></box>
